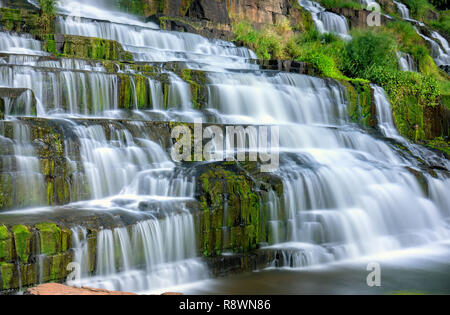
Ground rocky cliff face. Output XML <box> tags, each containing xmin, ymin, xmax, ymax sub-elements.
<box><xmin>141</xmin><ymin>0</ymin><xmax>308</xmax><ymax>40</ymax></box>
<box><xmin>143</xmin><ymin>0</ymin><xmax>293</xmax><ymax>25</ymax></box>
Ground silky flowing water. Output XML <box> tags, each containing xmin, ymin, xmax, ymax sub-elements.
<box><xmin>0</xmin><ymin>0</ymin><xmax>448</xmax><ymax>294</ymax></box>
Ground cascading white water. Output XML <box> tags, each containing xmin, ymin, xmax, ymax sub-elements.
<box><xmin>0</xmin><ymin>0</ymin><xmax>448</xmax><ymax>292</ymax></box>
<box><xmin>372</xmin><ymin>84</ymin><xmax>450</xmax><ymax>169</ymax></box>
<box><xmin>204</xmin><ymin>69</ymin><xmax>450</xmax><ymax>268</ymax></box>
<box><xmin>55</xmin><ymin>3</ymin><xmax>256</xmax><ymax>67</ymax></box>
<box><xmin>69</xmin><ymin>120</ymin><xmax>181</xmax><ymax>199</ymax></box>
<box><xmin>10</xmin><ymin>122</ymin><xmax>46</xmax><ymax>205</ymax></box>
<box><xmin>415</xmin><ymin>27</ymin><xmax>450</xmax><ymax>69</ymax></box>
<box><xmin>393</xmin><ymin>1</ymin><xmax>410</xmax><ymax>19</ymax></box>
<box><xmin>431</xmin><ymin>31</ymin><xmax>450</xmax><ymax>68</ymax></box>
<box><xmin>397</xmin><ymin>51</ymin><xmax>417</xmax><ymax>72</ymax></box>
<box><xmin>372</xmin><ymin>84</ymin><xmax>400</xmax><ymax>138</ymax></box>
<box><xmin>0</xmin><ymin>32</ymin><xmax>46</xmax><ymax>55</ymax></box>
<box><xmin>69</xmin><ymin>212</ymin><xmax>208</xmax><ymax>294</ymax></box>
<box><xmin>297</xmin><ymin>0</ymin><xmax>350</xmax><ymax>40</ymax></box>
<box><xmin>0</xmin><ymin>63</ymin><xmax>120</xmax><ymax>116</ymax></box>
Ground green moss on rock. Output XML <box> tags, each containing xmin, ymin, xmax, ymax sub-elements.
<box><xmin>198</xmin><ymin>166</ymin><xmax>261</xmax><ymax>256</ymax></box>
<box><xmin>180</xmin><ymin>69</ymin><xmax>208</xmax><ymax>110</ymax></box>
<box><xmin>0</xmin><ymin>262</ymin><xmax>15</xmax><ymax>291</ymax></box>
<box><xmin>342</xmin><ymin>79</ymin><xmax>376</xmax><ymax>128</ymax></box>
<box><xmin>11</xmin><ymin>225</ymin><xmax>31</xmax><ymax>262</ymax></box>
<box><xmin>0</xmin><ymin>225</ymin><xmax>13</xmax><ymax>263</ymax></box>
<box><xmin>35</xmin><ymin>222</ymin><xmax>61</xmax><ymax>256</ymax></box>
<box><xmin>43</xmin><ymin>35</ymin><xmax>133</xmax><ymax>61</ymax></box>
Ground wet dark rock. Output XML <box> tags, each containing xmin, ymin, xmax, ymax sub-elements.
<box><xmin>204</xmin><ymin>250</ymin><xmax>275</xmax><ymax>277</ymax></box>
<box><xmin>257</xmin><ymin>60</ymin><xmax>318</xmax><ymax>75</ymax></box>
<box><xmin>188</xmin><ymin>0</ymin><xmax>230</xmax><ymax>25</ymax></box>
<box><xmin>330</xmin><ymin>8</ymin><xmax>390</xmax><ymax>29</ymax></box>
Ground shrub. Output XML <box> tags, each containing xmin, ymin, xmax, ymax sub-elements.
<box><xmin>117</xmin><ymin>0</ymin><xmax>145</xmax><ymax>15</ymax></box>
<box><xmin>429</xmin><ymin>10</ymin><xmax>450</xmax><ymax>35</ymax></box>
<box><xmin>402</xmin><ymin>0</ymin><xmax>436</xmax><ymax>21</ymax></box>
<box><xmin>233</xmin><ymin>21</ymin><xmax>283</xmax><ymax>59</ymax></box>
<box><xmin>319</xmin><ymin>0</ymin><xmax>363</xmax><ymax>10</ymax></box>
<box><xmin>342</xmin><ymin>30</ymin><xmax>398</xmax><ymax>79</ymax></box>
<box><xmin>39</xmin><ymin>0</ymin><xmax>56</xmax><ymax>15</ymax></box>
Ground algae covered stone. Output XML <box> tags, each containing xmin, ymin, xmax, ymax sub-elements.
<box><xmin>35</xmin><ymin>222</ymin><xmax>61</xmax><ymax>256</ymax></box>
<box><xmin>0</xmin><ymin>225</ymin><xmax>13</xmax><ymax>262</ymax></box>
<box><xmin>11</xmin><ymin>225</ymin><xmax>31</xmax><ymax>262</ymax></box>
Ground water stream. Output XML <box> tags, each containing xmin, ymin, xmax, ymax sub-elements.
<box><xmin>0</xmin><ymin>0</ymin><xmax>448</xmax><ymax>294</ymax></box>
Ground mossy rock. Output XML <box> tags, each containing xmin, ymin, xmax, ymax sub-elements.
<box><xmin>35</xmin><ymin>222</ymin><xmax>61</xmax><ymax>256</ymax></box>
<box><xmin>11</xmin><ymin>225</ymin><xmax>31</xmax><ymax>263</ymax></box>
<box><xmin>0</xmin><ymin>225</ymin><xmax>13</xmax><ymax>263</ymax></box>
<box><xmin>340</xmin><ymin>79</ymin><xmax>376</xmax><ymax>127</ymax></box>
<box><xmin>180</xmin><ymin>69</ymin><xmax>208</xmax><ymax>110</ymax></box>
<box><xmin>43</xmin><ymin>35</ymin><xmax>134</xmax><ymax>62</ymax></box>
<box><xmin>0</xmin><ymin>262</ymin><xmax>15</xmax><ymax>291</ymax></box>
<box><xmin>197</xmin><ymin>164</ymin><xmax>263</xmax><ymax>256</ymax></box>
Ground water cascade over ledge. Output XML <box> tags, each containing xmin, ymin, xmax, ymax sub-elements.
<box><xmin>0</xmin><ymin>0</ymin><xmax>448</xmax><ymax>293</ymax></box>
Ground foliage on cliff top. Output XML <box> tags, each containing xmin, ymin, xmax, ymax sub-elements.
<box><xmin>428</xmin><ymin>0</ymin><xmax>449</xmax><ymax>10</ymax></box>
<box><xmin>402</xmin><ymin>0</ymin><xmax>437</xmax><ymax>21</ymax></box>
<box><xmin>429</xmin><ymin>10</ymin><xmax>450</xmax><ymax>35</ymax></box>
<box><xmin>342</xmin><ymin>28</ymin><xmax>443</xmax><ymax>140</ymax></box>
<box><xmin>318</xmin><ymin>0</ymin><xmax>364</xmax><ymax>10</ymax></box>
<box><xmin>117</xmin><ymin>0</ymin><xmax>146</xmax><ymax>16</ymax></box>
<box><xmin>232</xmin><ymin>20</ymin><xmax>287</xmax><ymax>59</ymax></box>
<box><xmin>39</xmin><ymin>0</ymin><xmax>56</xmax><ymax>15</ymax></box>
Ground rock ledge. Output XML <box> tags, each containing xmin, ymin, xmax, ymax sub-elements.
<box><xmin>24</xmin><ymin>283</ymin><xmax>137</xmax><ymax>295</ymax></box>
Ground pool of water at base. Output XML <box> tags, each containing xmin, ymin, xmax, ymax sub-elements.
<box><xmin>146</xmin><ymin>241</ymin><xmax>450</xmax><ymax>295</ymax></box>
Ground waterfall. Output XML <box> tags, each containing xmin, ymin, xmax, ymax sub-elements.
<box><xmin>204</xmin><ymin>69</ymin><xmax>450</xmax><ymax>267</ymax></box>
<box><xmin>297</xmin><ymin>0</ymin><xmax>350</xmax><ymax>40</ymax></box>
<box><xmin>69</xmin><ymin>212</ymin><xmax>207</xmax><ymax>294</ymax></box>
<box><xmin>397</xmin><ymin>52</ymin><xmax>417</xmax><ymax>72</ymax></box>
<box><xmin>415</xmin><ymin>27</ymin><xmax>450</xmax><ymax>69</ymax></box>
<box><xmin>27</xmin><ymin>0</ymin><xmax>40</xmax><ymax>8</ymax></box>
<box><xmin>0</xmin><ymin>0</ymin><xmax>448</xmax><ymax>292</ymax></box>
<box><xmin>70</xmin><ymin>121</ymin><xmax>179</xmax><ymax>199</ymax></box>
<box><xmin>393</xmin><ymin>1</ymin><xmax>410</xmax><ymax>19</ymax></box>
<box><xmin>0</xmin><ymin>32</ymin><xmax>46</xmax><ymax>55</ymax></box>
<box><xmin>55</xmin><ymin>13</ymin><xmax>256</xmax><ymax>66</ymax></box>
<box><xmin>431</xmin><ymin>31</ymin><xmax>450</xmax><ymax>64</ymax></box>
<box><xmin>372</xmin><ymin>85</ymin><xmax>401</xmax><ymax>138</ymax></box>
<box><xmin>0</xmin><ymin>63</ymin><xmax>120</xmax><ymax>116</ymax></box>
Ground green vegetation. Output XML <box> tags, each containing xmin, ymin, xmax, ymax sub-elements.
<box><xmin>198</xmin><ymin>165</ymin><xmax>261</xmax><ymax>256</ymax></box>
<box><xmin>428</xmin><ymin>0</ymin><xmax>449</xmax><ymax>10</ymax></box>
<box><xmin>39</xmin><ymin>0</ymin><xmax>56</xmax><ymax>15</ymax></box>
<box><xmin>117</xmin><ymin>0</ymin><xmax>146</xmax><ymax>16</ymax></box>
<box><xmin>429</xmin><ymin>10</ymin><xmax>450</xmax><ymax>35</ymax></box>
<box><xmin>318</xmin><ymin>0</ymin><xmax>363</xmax><ymax>10</ymax></box>
<box><xmin>233</xmin><ymin>20</ymin><xmax>285</xmax><ymax>59</ymax></box>
<box><xmin>403</xmin><ymin>0</ymin><xmax>437</xmax><ymax>20</ymax></box>
<box><xmin>232</xmin><ymin>21</ymin><xmax>346</xmax><ymax>79</ymax></box>
<box><xmin>342</xmin><ymin>28</ymin><xmax>441</xmax><ymax>140</ymax></box>
<box><xmin>288</xmin><ymin>30</ymin><xmax>347</xmax><ymax>79</ymax></box>
<box><xmin>38</xmin><ymin>0</ymin><xmax>56</xmax><ymax>33</ymax></box>
<box><xmin>35</xmin><ymin>222</ymin><xmax>61</xmax><ymax>256</ymax></box>
<box><xmin>11</xmin><ymin>225</ymin><xmax>31</xmax><ymax>262</ymax></box>
<box><xmin>0</xmin><ymin>226</ymin><xmax>13</xmax><ymax>262</ymax></box>
<box><xmin>233</xmin><ymin>6</ymin><xmax>448</xmax><ymax>144</ymax></box>
<box><xmin>426</xmin><ymin>136</ymin><xmax>450</xmax><ymax>154</ymax></box>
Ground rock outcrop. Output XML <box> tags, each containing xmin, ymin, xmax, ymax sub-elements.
<box><xmin>24</xmin><ymin>283</ymin><xmax>137</xmax><ymax>295</ymax></box>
